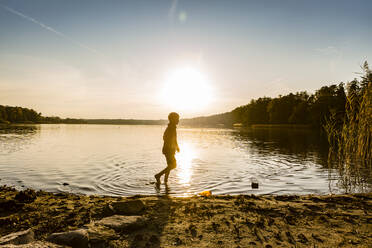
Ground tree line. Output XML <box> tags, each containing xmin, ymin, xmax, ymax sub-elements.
<box><xmin>0</xmin><ymin>106</ymin><xmax>166</xmax><ymax>125</ymax></box>
<box><xmin>0</xmin><ymin>106</ymin><xmax>87</xmax><ymax>124</ymax></box>
<box><xmin>0</xmin><ymin>105</ymin><xmax>42</xmax><ymax>124</ymax></box>
<box><xmin>182</xmin><ymin>84</ymin><xmax>347</xmax><ymax>128</ymax></box>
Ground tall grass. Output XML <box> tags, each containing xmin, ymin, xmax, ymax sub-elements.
<box><xmin>325</xmin><ymin>62</ymin><xmax>371</xmax><ymax>163</ymax></box>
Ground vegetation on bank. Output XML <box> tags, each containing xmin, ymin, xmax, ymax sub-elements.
<box><xmin>324</xmin><ymin>62</ymin><xmax>371</xmax><ymax>162</ymax></box>
<box><xmin>0</xmin><ymin>105</ymin><xmax>42</xmax><ymax>124</ymax></box>
<box><xmin>182</xmin><ymin>79</ymin><xmax>347</xmax><ymax>128</ymax></box>
<box><xmin>0</xmin><ymin>105</ymin><xmax>87</xmax><ymax>124</ymax></box>
<box><xmin>0</xmin><ymin>106</ymin><xmax>166</xmax><ymax>125</ymax></box>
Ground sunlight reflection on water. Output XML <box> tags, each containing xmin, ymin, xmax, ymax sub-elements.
<box><xmin>175</xmin><ymin>142</ymin><xmax>196</xmax><ymax>186</ymax></box>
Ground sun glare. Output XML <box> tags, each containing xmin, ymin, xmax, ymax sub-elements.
<box><xmin>160</xmin><ymin>67</ymin><xmax>213</xmax><ymax>111</ymax></box>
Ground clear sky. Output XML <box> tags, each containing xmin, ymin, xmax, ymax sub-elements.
<box><xmin>0</xmin><ymin>0</ymin><xmax>371</xmax><ymax>119</ymax></box>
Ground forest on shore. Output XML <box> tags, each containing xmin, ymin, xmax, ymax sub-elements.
<box><xmin>0</xmin><ymin>107</ymin><xmax>166</xmax><ymax>125</ymax></box>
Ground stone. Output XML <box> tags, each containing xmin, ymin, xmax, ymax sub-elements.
<box><xmin>0</xmin><ymin>241</ymin><xmax>66</xmax><ymax>247</ymax></box>
<box><xmin>46</xmin><ymin>229</ymin><xmax>89</xmax><ymax>248</ymax></box>
<box><xmin>251</xmin><ymin>182</ymin><xmax>259</xmax><ymax>189</ymax></box>
<box><xmin>251</xmin><ymin>178</ymin><xmax>259</xmax><ymax>189</ymax></box>
<box><xmin>111</xmin><ymin>199</ymin><xmax>145</xmax><ymax>215</ymax></box>
<box><xmin>0</xmin><ymin>229</ymin><xmax>34</xmax><ymax>245</ymax></box>
<box><xmin>95</xmin><ymin>215</ymin><xmax>146</xmax><ymax>231</ymax></box>
<box><xmin>85</xmin><ymin>224</ymin><xmax>118</xmax><ymax>248</ymax></box>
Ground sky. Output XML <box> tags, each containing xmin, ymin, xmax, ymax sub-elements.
<box><xmin>0</xmin><ymin>0</ymin><xmax>371</xmax><ymax>119</ymax></box>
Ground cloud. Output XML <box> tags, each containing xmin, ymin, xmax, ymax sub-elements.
<box><xmin>0</xmin><ymin>4</ymin><xmax>101</xmax><ymax>56</ymax></box>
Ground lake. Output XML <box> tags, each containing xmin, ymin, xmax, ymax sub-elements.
<box><xmin>0</xmin><ymin>124</ymin><xmax>370</xmax><ymax>196</ymax></box>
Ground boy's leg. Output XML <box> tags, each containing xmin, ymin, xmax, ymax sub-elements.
<box><xmin>164</xmin><ymin>169</ymin><xmax>170</xmax><ymax>183</ymax></box>
<box><xmin>155</xmin><ymin>167</ymin><xmax>170</xmax><ymax>184</ymax></box>
<box><xmin>155</xmin><ymin>153</ymin><xmax>171</xmax><ymax>181</ymax></box>
<box><xmin>164</xmin><ymin>153</ymin><xmax>176</xmax><ymax>183</ymax></box>
<box><xmin>156</xmin><ymin>153</ymin><xmax>176</xmax><ymax>184</ymax></box>
<box><xmin>154</xmin><ymin>173</ymin><xmax>161</xmax><ymax>184</ymax></box>
<box><xmin>156</xmin><ymin>167</ymin><xmax>168</xmax><ymax>178</ymax></box>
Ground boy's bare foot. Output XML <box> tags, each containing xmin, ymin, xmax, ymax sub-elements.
<box><xmin>155</xmin><ymin>174</ymin><xmax>161</xmax><ymax>184</ymax></box>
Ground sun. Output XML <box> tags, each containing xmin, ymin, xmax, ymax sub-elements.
<box><xmin>160</xmin><ymin>67</ymin><xmax>213</xmax><ymax>111</ymax></box>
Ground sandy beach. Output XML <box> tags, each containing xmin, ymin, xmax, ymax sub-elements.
<box><xmin>0</xmin><ymin>186</ymin><xmax>371</xmax><ymax>247</ymax></box>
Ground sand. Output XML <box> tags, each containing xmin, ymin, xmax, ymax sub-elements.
<box><xmin>0</xmin><ymin>186</ymin><xmax>371</xmax><ymax>247</ymax></box>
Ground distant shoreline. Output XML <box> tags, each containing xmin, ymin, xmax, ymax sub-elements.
<box><xmin>0</xmin><ymin>122</ymin><xmax>318</xmax><ymax>129</ymax></box>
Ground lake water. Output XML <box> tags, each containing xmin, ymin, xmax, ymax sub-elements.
<box><xmin>0</xmin><ymin>124</ymin><xmax>371</xmax><ymax>196</ymax></box>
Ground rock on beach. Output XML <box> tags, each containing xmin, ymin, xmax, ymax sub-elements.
<box><xmin>0</xmin><ymin>241</ymin><xmax>66</xmax><ymax>247</ymax></box>
<box><xmin>110</xmin><ymin>199</ymin><xmax>145</xmax><ymax>215</ymax></box>
<box><xmin>46</xmin><ymin>229</ymin><xmax>89</xmax><ymax>248</ymax></box>
<box><xmin>95</xmin><ymin>215</ymin><xmax>147</xmax><ymax>232</ymax></box>
<box><xmin>0</xmin><ymin>229</ymin><xmax>34</xmax><ymax>245</ymax></box>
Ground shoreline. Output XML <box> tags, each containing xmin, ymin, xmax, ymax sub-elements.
<box><xmin>1</xmin><ymin>186</ymin><xmax>371</xmax><ymax>247</ymax></box>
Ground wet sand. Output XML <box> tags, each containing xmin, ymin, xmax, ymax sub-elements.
<box><xmin>0</xmin><ymin>186</ymin><xmax>371</xmax><ymax>247</ymax></box>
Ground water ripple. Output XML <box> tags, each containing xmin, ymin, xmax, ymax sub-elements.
<box><xmin>0</xmin><ymin>124</ymin><xmax>371</xmax><ymax>196</ymax></box>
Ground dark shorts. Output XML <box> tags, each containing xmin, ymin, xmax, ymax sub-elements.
<box><xmin>165</xmin><ymin>153</ymin><xmax>177</xmax><ymax>169</ymax></box>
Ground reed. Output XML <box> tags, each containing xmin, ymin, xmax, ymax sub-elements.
<box><xmin>325</xmin><ymin>61</ymin><xmax>371</xmax><ymax>164</ymax></box>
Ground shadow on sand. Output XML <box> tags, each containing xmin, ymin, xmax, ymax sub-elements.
<box><xmin>128</xmin><ymin>184</ymin><xmax>174</xmax><ymax>248</ymax></box>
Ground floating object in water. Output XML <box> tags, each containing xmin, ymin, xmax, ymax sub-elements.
<box><xmin>199</xmin><ymin>190</ymin><xmax>212</xmax><ymax>197</ymax></box>
<box><xmin>62</xmin><ymin>182</ymin><xmax>69</xmax><ymax>186</ymax></box>
<box><xmin>251</xmin><ymin>178</ymin><xmax>259</xmax><ymax>189</ymax></box>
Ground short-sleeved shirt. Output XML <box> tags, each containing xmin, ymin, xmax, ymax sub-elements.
<box><xmin>162</xmin><ymin>123</ymin><xmax>177</xmax><ymax>155</ymax></box>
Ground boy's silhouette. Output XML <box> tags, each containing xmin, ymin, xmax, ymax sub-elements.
<box><xmin>155</xmin><ymin>112</ymin><xmax>180</xmax><ymax>185</ymax></box>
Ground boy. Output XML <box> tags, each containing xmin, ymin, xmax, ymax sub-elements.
<box><xmin>155</xmin><ymin>112</ymin><xmax>180</xmax><ymax>185</ymax></box>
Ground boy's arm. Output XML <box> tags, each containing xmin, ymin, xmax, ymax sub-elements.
<box><xmin>175</xmin><ymin>130</ymin><xmax>180</xmax><ymax>152</ymax></box>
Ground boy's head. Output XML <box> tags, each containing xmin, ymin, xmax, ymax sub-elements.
<box><xmin>168</xmin><ymin>112</ymin><xmax>180</xmax><ymax>125</ymax></box>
